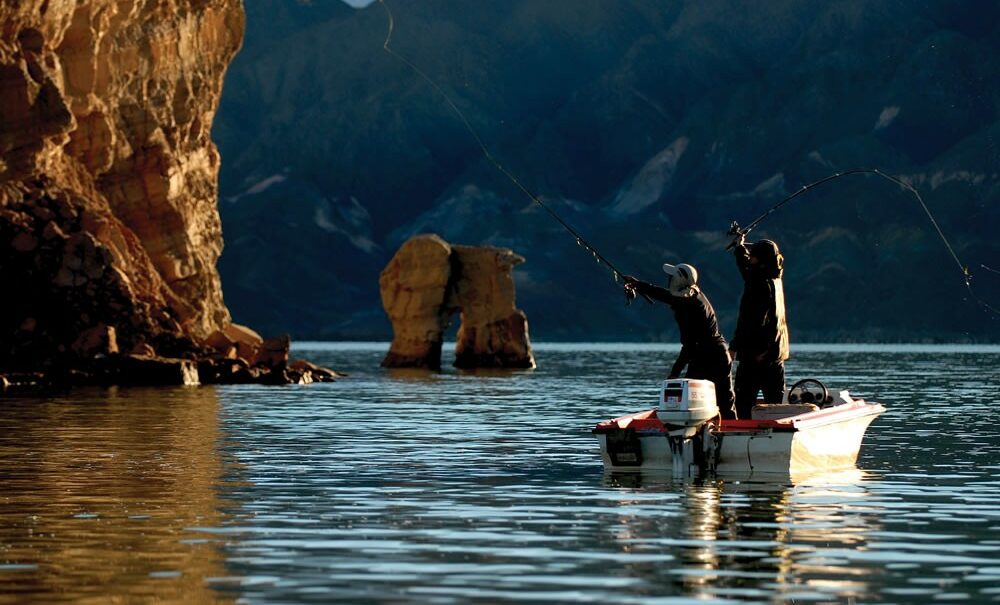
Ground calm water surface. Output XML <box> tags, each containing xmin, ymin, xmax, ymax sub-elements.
<box><xmin>1</xmin><ymin>343</ymin><xmax>999</xmax><ymax>603</ymax></box>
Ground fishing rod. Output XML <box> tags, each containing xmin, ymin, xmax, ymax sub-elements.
<box><xmin>377</xmin><ymin>3</ymin><xmax>995</xmax><ymax>315</ymax></box>
<box><xmin>376</xmin><ymin>0</ymin><xmax>644</xmax><ymax>302</ymax></box>
<box><xmin>727</xmin><ymin>168</ymin><xmax>999</xmax><ymax>316</ymax></box>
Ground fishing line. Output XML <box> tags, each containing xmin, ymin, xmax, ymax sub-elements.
<box><xmin>377</xmin><ymin>3</ymin><xmax>995</xmax><ymax>316</ymax></box>
<box><xmin>729</xmin><ymin>168</ymin><xmax>999</xmax><ymax>317</ymax></box>
<box><xmin>377</xmin><ymin>0</ymin><xmax>626</xmax><ymax>284</ymax></box>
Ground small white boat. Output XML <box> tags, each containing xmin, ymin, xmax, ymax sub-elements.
<box><xmin>594</xmin><ymin>378</ymin><xmax>885</xmax><ymax>478</ymax></box>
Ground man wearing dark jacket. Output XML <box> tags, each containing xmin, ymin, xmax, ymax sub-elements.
<box><xmin>730</xmin><ymin>235</ymin><xmax>790</xmax><ymax>419</ymax></box>
<box><xmin>624</xmin><ymin>263</ymin><xmax>737</xmax><ymax>420</ymax></box>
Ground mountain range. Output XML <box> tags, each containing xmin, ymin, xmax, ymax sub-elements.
<box><xmin>212</xmin><ymin>0</ymin><xmax>1000</xmax><ymax>342</ymax></box>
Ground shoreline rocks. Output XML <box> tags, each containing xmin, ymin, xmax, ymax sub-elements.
<box><xmin>1</xmin><ymin>338</ymin><xmax>342</xmax><ymax>391</ymax></box>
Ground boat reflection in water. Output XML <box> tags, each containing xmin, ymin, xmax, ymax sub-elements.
<box><xmin>0</xmin><ymin>386</ymin><xmax>239</xmax><ymax>604</ymax></box>
<box><xmin>602</xmin><ymin>468</ymin><xmax>882</xmax><ymax>602</ymax></box>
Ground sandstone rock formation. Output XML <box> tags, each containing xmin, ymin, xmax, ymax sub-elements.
<box><xmin>378</xmin><ymin>235</ymin><xmax>453</xmax><ymax>369</ymax></box>
<box><xmin>380</xmin><ymin>234</ymin><xmax>535</xmax><ymax>370</ymax></box>
<box><xmin>0</xmin><ymin>1</ymin><xmax>336</xmax><ymax>386</ymax></box>
<box><xmin>448</xmin><ymin>245</ymin><xmax>536</xmax><ymax>370</ymax></box>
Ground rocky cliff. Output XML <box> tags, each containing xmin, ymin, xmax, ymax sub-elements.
<box><xmin>0</xmin><ymin>1</ymin><xmax>335</xmax><ymax>385</ymax></box>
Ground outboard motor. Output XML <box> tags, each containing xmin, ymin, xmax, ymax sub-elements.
<box><xmin>656</xmin><ymin>379</ymin><xmax>719</xmax><ymax>475</ymax></box>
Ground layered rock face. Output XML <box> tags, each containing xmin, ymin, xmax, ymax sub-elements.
<box><xmin>380</xmin><ymin>234</ymin><xmax>535</xmax><ymax>370</ymax></box>
<box><xmin>0</xmin><ymin>1</ymin><xmax>243</xmax><ymax>376</ymax></box>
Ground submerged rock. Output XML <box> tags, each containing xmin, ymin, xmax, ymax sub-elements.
<box><xmin>380</xmin><ymin>234</ymin><xmax>535</xmax><ymax>370</ymax></box>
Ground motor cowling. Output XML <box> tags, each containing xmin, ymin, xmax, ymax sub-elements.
<box><xmin>656</xmin><ymin>379</ymin><xmax>719</xmax><ymax>438</ymax></box>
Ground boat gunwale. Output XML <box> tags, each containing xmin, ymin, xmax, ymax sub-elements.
<box><xmin>593</xmin><ymin>400</ymin><xmax>884</xmax><ymax>435</ymax></box>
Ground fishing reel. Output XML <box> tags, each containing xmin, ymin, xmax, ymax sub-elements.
<box><xmin>624</xmin><ymin>281</ymin><xmax>637</xmax><ymax>305</ymax></box>
<box><xmin>725</xmin><ymin>220</ymin><xmax>746</xmax><ymax>251</ymax></box>
<box><xmin>622</xmin><ymin>276</ymin><xmax>653</xmax><ymax>306</ymax></box>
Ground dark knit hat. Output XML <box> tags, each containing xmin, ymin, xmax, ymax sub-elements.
<box><xmin>750</xmin><ymin>239</ymin><xmax>784</xmax><ymax>277</ymax></box>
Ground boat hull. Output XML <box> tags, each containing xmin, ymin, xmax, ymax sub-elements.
<box><xmin>595</xmin><ymin>400</ymin><xmax>884</xmax><ymax>477</ymax></box>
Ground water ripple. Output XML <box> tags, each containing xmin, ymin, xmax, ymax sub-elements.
<box><xmin>0</xmin><ymin>344</ymin><xmax>998</xmax><ymax>603</ymax></box>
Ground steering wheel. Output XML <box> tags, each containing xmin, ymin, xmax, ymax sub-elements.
<box><xmin>787</xmin><ymin>378</ymin><xmax>829</xmax><ymax>405</ymax></box>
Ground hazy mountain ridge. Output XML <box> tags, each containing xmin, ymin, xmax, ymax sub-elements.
<box><xmin>214</xmin><ymin>0</ymin><xmax>1000</xmax><ymax>342</ymax></box>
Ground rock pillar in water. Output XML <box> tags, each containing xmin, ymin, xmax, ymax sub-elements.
<box><xmin>449</xmin><ymin>245</ymin><xmax>535</xmax><ymax>369</ymax></box>
<box><xmin>379</xmin><ymin>234</ymin><xmax>535</xmax><ymax>370</ymax></box>
<box><xmin>379</xmin><ymin>234</ymin><xmax>454</xmax><ymax>369</ymax></box>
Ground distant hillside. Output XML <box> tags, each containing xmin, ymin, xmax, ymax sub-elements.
<box><xmin>213</xmin><ymin>0</ymin><xmax>1000</xmax><ymax>342</ymax></box>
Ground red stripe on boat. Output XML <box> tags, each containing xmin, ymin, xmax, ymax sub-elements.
<box><xmin>594</xmin><ymin>400</ymin><xmax>884</xmax><ymax>434</ymax></box>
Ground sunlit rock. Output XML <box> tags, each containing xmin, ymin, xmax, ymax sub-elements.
<box><xmin>449</xmin><ymin>245</ymin><xmax>535</xmax><ymax>369</ymax></box>
<box><xmin>0</xmin><ymin>0</ymin><xmax>243</xmax><ymax>373</ymax></box>
<box><xmin>380</xmin><ymin>234</ymin><xmax>535</xmax><ymax>370</ymax></box>
<box><xmin>379</xmin><ymin>234</ymin><xmax>454</xmax><ymax>369</ymax></box>
<box><xmin>223</xmin><ymin>323</ymin><xmax>264</xmax><ymax>362</ymax></box>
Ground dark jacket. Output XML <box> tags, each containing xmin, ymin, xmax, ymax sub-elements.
<box><xmin>631</xmin><ymin>280</ymin><xmax>729</xmax><ymax>377</ymax></box>
<box><xmin>731</xmin><ymin>243</ymin><xmax>789</xmax><ymax>363</ymax></box>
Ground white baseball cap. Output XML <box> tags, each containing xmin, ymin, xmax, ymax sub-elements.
<box><xmin>662</xmin><ymin>263</ymin><xmax>698</xmax><ymax>297</ymax></box>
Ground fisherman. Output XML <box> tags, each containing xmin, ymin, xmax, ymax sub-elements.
<box><xmin>624</xmin><ymin>264</ymin><xmax>737</xmax><ymax>420</ymax></box>
<box><xmin>729</xmin><ymin>234</ymin><xmax>790</xmax><ymax>419</ymax></box>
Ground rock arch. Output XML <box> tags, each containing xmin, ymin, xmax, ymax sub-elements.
<box><xmin>379</xmin><ymin>234</ymin><xmax>535</xmax><ymax>370</ymax></box>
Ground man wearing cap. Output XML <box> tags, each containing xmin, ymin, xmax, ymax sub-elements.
<box><xmin>730</xmin><ymin>234</ymin><xmax>790</xmax><ymax>419</ymax></box>
<box><xmin>623</xmin><ymin>264</ymin><xmax>737</xmax><ymax>420</ymax></box>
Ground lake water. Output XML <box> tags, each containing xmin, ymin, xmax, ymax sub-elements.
<box><xmin>1</xmin><ymin>343</ymin><xmax>999</xmax><ymax>603</ymax></box>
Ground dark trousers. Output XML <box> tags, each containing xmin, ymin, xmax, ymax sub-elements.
<box><xmin>734</xmin><ymin>359</ymin><xmax>786</xmax><ymax>419</ymax></box>
<box><xmin>686</xmin><ymin>350</ymin><xmax>736</xmax><ymax>420</ymax></box>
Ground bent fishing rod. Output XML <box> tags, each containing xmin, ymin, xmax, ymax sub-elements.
<box><xmin>377</xmin><ymin>0</ymin><xmax>640</xmax><ymax>301</ymax></box>
<box><xmin>727</xmin><ymin>169</ymin><xmax>999</xmax><ymax>316</ymax></box>
<box><xmin>378</xmin><ymin>2</ymin><xmax>996</xmax><ymax>316</ymax></box>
